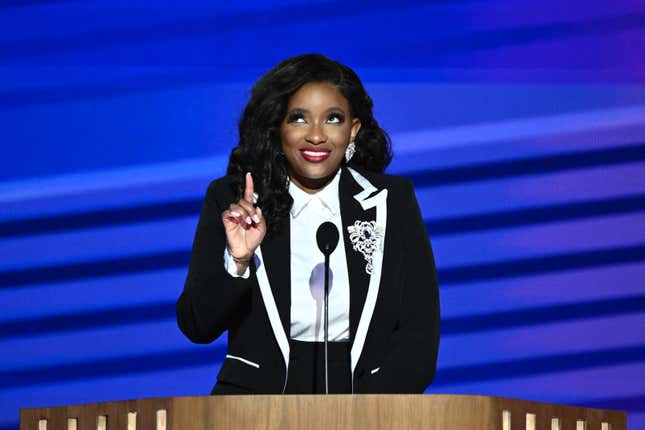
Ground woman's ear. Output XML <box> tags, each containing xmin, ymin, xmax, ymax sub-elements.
<box><xmin>351</xmin><ymin>117</ymin><xmax>362</xmax><ymax>141</ymax></box>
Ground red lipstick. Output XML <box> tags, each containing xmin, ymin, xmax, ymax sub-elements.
<box><xmin>300</xmin><ymin>148</ymin><xmax>331</xmax><ymax>163</ymax></box>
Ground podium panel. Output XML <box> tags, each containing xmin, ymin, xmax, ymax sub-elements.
<box><xmin>21</xmin><ymin>394</ymin><xmax>626</xmax><ymax>430</ymax></box>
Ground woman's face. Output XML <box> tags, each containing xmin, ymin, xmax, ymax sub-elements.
<box><xmin>280</xmin><ymin>81</ymin><xmax>361</xmax><ymax>193</ymax></box>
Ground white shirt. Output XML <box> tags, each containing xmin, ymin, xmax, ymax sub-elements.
<box><xmin>224</xmin><ymin>170</ymin><xmax>350</xmax><ymax>342</ymax></box>
<box><xmin>288</xmin><ymin>170</ymin><xmax>350</xmax><ymax>342</ymax></box>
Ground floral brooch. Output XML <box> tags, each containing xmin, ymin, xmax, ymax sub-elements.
<box><xmin>347</xmin><ymin>220</ymin><xmax>384</xmax><ymax>275</ymax></box>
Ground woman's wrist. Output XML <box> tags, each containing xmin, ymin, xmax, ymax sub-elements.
<box><xmin>227</xmin><ymin>246</ymin><xmax>253</xmax><ymax>263</ymax></box>
<box><xmin>233</xmin><ymin>260</ymin><xmax>250</xmax><ymax>276</ymax></box>
<box><xmin>231</xmin><ymin>254</ymin><xmax>252</xmax><ymax>263</ymax></box>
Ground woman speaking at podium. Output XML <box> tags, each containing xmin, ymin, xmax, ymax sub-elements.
<box><xmin>176</xmin><ymin>54</ymin><xmax>440</xmax><ymax>395</ymax></box>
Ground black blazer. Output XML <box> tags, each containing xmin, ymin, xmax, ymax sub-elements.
<box><xmin>176</xmin><ymin>166</ymin><xmax>440</xmax><ymax>394</ymax></box>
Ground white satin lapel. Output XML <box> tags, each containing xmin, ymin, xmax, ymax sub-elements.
<box><xmin>347</xmin><ymin>168</ymin><xmax>388</xmax><ymax>376</ymax></box>
<box><xmin>254</xmin><ymin>247</ymin><xmax>290</xmax><ymax>376</ymax></box>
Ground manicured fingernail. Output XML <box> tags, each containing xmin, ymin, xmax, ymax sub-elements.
<box><xmin>246</xmin><ymin>172</ymin><xmax>251</xmax><ymax>177</ymax></box>
<box><xmin>252</xmin><ymin>214</ymin><xmax>260</xmax><ymax>223</ymax></box>
<box><xmin>246</xmin><ymin>216</ymin><xmax>252</xmax><ymax>224</ymax></box>
<box><xmin>231</xmin><ymin>211</ymin><xmax>240</xmax><ymax>217</ymax></box>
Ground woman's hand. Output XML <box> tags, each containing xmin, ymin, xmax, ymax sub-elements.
<box><xmin>222</xmin><ymin>172</ymin><xmax>267</xmax><ymax>274</ymax></box>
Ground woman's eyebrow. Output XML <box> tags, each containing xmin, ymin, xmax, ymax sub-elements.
<box><xmin>288</xmin><ymin>106</ymin><xmax>346</xmax><ymax>113</ymax></box>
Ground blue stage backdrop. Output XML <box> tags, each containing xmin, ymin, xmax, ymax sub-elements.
<box><xmin>1</xmin><ymin>1</ymin><xmax>645</xmax><ymax>429</ymax></box>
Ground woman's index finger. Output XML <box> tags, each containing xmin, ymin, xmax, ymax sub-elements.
<box><xmin>244</xmin><ymin>172</ymin><xmax>254</xmax><ymax>203</ymax></box>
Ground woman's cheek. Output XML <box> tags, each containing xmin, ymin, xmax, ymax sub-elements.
<box><xmin>281</xmin><ymin>129</ymin><xmax>302</xmax><ymax>151</ymax></box>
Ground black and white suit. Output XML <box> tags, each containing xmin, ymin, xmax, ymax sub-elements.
<box><xmin>176</xmin><ymin>166</ymin><xmax>440</xmax><ymax>394</ymax></box>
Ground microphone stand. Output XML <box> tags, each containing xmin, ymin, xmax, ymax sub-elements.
<box><xmin>323</xmin><ymin>250</ymin><xmax>330</xmax><ymax>395</ymax></box>
<box><xmin>316</xmin><ymin>221</ymin><xmax>338</xmax><ymax>395</ymax></box>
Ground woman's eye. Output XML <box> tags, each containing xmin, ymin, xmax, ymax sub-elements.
<box><xmin>287</xmin><ymin>114</ymin><xmax>306</xmax><ymax>123</ymax></box>
<box><xmin>328</xmin><ymin>113</ymin><xmax>345</xmax><ymax>124</ymax></box>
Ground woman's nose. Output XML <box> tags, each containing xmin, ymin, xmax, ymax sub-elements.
<box><xmin>305</xmin><ymin>123</ymin><xmax>328</xmax><ymax>144</ymax></box>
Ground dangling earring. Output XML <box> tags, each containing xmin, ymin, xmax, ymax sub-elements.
<box><xmin>345</xmin><ymin>141</ymin><xmax>356</xmax><ymax>163</ymax></box>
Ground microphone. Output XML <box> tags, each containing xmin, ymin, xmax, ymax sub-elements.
<box><xmin>316</xmin><ymin>221</ymin><xmax>340</xmax><ymax>256</ymax></box>
<box><xmin>316</xmin><ymin>221</ymin><xmax>339</xmax><ymax>394</ymax></box>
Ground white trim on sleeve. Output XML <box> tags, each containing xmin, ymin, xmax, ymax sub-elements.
<box><xmin>225</xmin><ymin>354</ymin><xmax>260</xmax><ymax>369</ymax></box>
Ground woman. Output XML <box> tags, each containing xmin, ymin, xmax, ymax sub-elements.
<box><xmin>176</xmin><ymin>54</ymin><xmax>440</xmax><ymax>394</ymax></box>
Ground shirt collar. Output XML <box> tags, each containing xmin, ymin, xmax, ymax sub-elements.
<box><xmin>289</xmin><ymin>168</ymin><xmax>341</xmax><ymax>218</ymax></box>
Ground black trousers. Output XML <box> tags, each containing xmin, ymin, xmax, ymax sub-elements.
<box><xmin>284</xmin><ymin>340</ymin><xmax>351</xmax><ymax>394</ymax></box>
<box><xmin>212</xmin><ymin>340</ymin><xmax>352</xmax><ymax>395</ymax></box>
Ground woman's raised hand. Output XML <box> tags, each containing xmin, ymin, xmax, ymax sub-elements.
<box><xmin>222</xmin><ymin>173</ymin><xmax>267</xmax><ymax>267</ymax></box>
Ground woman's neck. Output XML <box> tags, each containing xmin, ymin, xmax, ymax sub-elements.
<box><xmin>289</xmin><ymin>168</ymin><xmax>340</xmax><ymax>194</ymax></box>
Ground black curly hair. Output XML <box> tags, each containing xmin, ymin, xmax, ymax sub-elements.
<box><xmin>226</xmin><ymin>53</ymin><xmax>392</xmax><ymax>237</ymax></box>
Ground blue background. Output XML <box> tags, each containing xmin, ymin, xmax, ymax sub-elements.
<box><xmin>1</xmin><ymin>1</ymin><xmax>645</xmax><ymax>428</ymax></box>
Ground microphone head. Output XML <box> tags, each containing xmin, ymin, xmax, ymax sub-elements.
<box><xmin>316</xmin><ymin>221</ymin><xmax>340</xmax><ymax>256</ymax></box>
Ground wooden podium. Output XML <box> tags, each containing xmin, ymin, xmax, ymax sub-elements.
<box><xmin>20</xmin><ymin>395</ymin><xmax>626</xmax><ymax>430</ymax></box>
